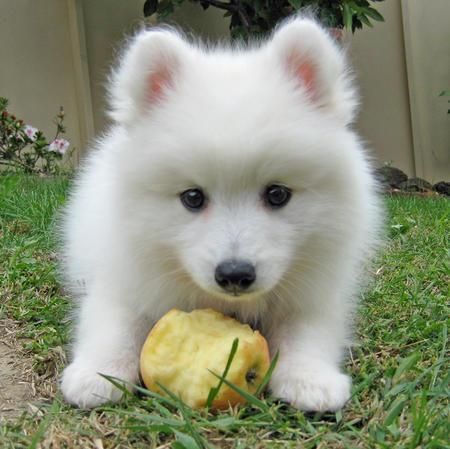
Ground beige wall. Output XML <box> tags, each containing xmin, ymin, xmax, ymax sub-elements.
<box><xmin>0</xmin><ymin>0</ymin><xmax>84</xmax><ymax>165</ymax></box>
<box><xmin>77</xmin><ymin>0</ymin><xmax>421</xmax><ymax>177</ymax></box>
<box><xmin>80</xmin><ymin>0</ymin><xmax>144</xmax><ymax>132</ymax></box>
<box><xmin>1</xmin><ymin>0</ymin><xmax>449</xmax><ymax>180</ymax></box>
<box><xmin>402</xmin><ymin>0</ymin><xmax>450</xmax><ymax>182</ymax></box>
<box><xmin>80</xmin><ymin>0</ymin><xmax>230</xmax><ymax>132</ymax></box>
<box><xmin>349</xmin><ymin>0</ymin><xmax>415</xmax><ymax>176</ymax></box>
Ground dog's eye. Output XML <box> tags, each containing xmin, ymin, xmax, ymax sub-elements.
<box><xmin>264</xmin><ymin>184</ymin><xmax>291</xmax><ymax>208</ymax></box>
<box><xmin>180</xmin><ymin>188</ymin><xmax>206</xmax><ymax>211</ymax></box>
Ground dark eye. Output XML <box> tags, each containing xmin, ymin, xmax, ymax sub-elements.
<box><xmin>264</xmin><ymin>184</ymin><xmax>291</xmax><ymax>208</ymax></box>
<box><xmin>180</xmin><ymin>188</ymin><xmax>206</xmax><ymax>211</ymax></box>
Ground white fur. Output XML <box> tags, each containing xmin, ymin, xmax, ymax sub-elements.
<box><xmin>60</xmin><ymin>17</ymin><xmax>382</xmax><ymax>410</ymax></box>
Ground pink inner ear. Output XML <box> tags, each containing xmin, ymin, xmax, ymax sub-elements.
<box><xmin>148</xmin><ymin>67</ymin><xmax>172</xmax><ymax>102</ymax></box>
<box><xmin>287</xmin><ymin>53</ymin><xmax>316</xmax><ymax>97</ymax></box>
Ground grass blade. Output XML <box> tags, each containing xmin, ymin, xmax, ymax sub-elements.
<box><xmin>155</xmin><ymin>382</ymin><xmax>210</xmax><ymax>449</ymax></box>
<box><xmin>155</xmin><ymin>381</ymin><xmax>191</xmax><ymax>411</ymax></box>
<box><xmin>99</xmin><ymin>373</ymin><xmax>133</xmax><ymax>397</ymax></box>
<box><xmin>28</xmin><ymin>400</ymin><xmax>59</xmax><ymax>449</ymax></box>
<box><xmin>255</xmin><ymin>350</ymin><xmax>279</xmax><ymax>396</ymax></box>
<box><xmin>101</xmin><ymin>374</ymin><xmax>188</xmax><ymax>410</ymax></box>
<box><xmin>206</xmin><ymin>338</ymin><xmax>239</xmax><ymax>408</ymax></box>
<box><xmin>208</xmin><ymin>370</ymin><xmax>269</xmax><ymax>411</ymax></box>
<box><xmin>430</xmin><ymin>324</ymin><xmax>447</xmax><ymax>388</ymax></box>
<box><xmin>392</xmin><ymin>352</ymin><xmax>420</xmax><ymax>384</ymax></box>
<box><xmin>173</xmin><ymin>430</ymin><xmax>202</xmax><ymax>449</ymax></box>
<box><xmin>383</xmin><ymin>396</ymin><xmax>407</xmax><ymax>427</ymax></box>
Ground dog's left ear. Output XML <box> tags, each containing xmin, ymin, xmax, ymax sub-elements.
<box><xmin>269</xmin><ymin>18</ymin><xmax>357</xmax><ymax>124</ymax></box>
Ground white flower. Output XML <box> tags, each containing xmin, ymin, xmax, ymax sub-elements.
<box><xmin>23</xmin><ymin>125</ymin><xmax>39</xmax><ymax>142</ymax></box>
<box><xmin>48</xmin><ymin>138</ymin><xmax>70</xmax><ymax>155</ymax></box>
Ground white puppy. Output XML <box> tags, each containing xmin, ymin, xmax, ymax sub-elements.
<box><xmin>60</xmin><ymin>17</ymin><xmax>382</xmax><ymax>411</ymax></box>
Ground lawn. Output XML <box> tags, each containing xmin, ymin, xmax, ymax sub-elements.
<box><xmin>0</xmin><ymin>174</ymin><xmax>448</xmax><ymax>449</ymax></box>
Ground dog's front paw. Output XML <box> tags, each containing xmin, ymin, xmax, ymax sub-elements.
<box><xmin>61</xmin><ymin>360</ymin><xmax>136</xmax><ymax>408</ymax></box>
<box><xmin>270</xmin><ymin>363</ymin><xmax>351</xmax><ymax>412</ymax></box>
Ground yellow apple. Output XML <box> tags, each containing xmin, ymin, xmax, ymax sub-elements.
<box><xmin>140</xmin><ymin>308</ymin><xmax>270</xmax><ymax>409</ymax></box>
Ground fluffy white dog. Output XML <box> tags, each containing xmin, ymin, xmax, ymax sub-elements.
<box><xmin>60</xmin><ymin>17</ymin><xmax>382</xmax><ymax>411</ymax></box>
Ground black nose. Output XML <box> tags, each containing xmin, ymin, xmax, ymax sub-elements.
<box><xmin>215</xmin><ymin>260</ymin><xmax>256</xmax><ymax>293</ymax></box>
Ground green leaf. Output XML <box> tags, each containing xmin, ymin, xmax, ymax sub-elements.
<box><xmin>288</xmin><ymin>0</ymin><xmax>302</xmax><ymax>9</ymax></box>
<box><xmin>385</xmin><ymin>382</ymin><xmax>409</xmax><ymax>398</ymax></box>
<box><xmin>430</xmin><ymin>324</ymin><xmax>448</xmax><ymax>388</ymax></box>
<box><xmin>206</xmin><ymin>338</ymin><xmax>239</xmax><ymax>408</ymax></box>
<box><xmin>255</xmin><ymin>350</ymin><xmax>279</xmax><ymax>396</ymax></box>
<box><xmin>153</xmin><ymin>382</ymin><xmax>206</xmax><ymax>449</ymax></box>
<box><xmin>153</xmin><ymin>401</ymin><xmax>174</xmax><ymax>418</ymax></box>
<box><xmin>172</xmin><ymin>443</ymin><xmax>188</xmax><ymax>449</ymax></box>
<box><xmin>101</xmin><ymin>374</ymin><xmax>182</xmax><ymax>409</ymax></box>
<box><xmin>128</xmin><ymin>412</ymin><xmax>183</xmax><ymax>427</ymax></box>
<box><xmin>155</xmin><ymin>381</ymin><xmax>191</xmax><ymax>410</ymax></box>
<box><xmin>365</xmin><ymin>7</ymin><xmax>384</xmax><ymax>22</ymax></box>
<box><xmin>28</xmin><ymin>400</ymin><xmax>60</xmax><ymax>449</ymax></box>
<box><xmin>252</xmin><ymin>0</ymin><xmax>264</xmax><ymax>14</ymax></box>
<box><xmin>384</xmin><ymin>396</ymin><xmax>407</xmax><ymax>426</ymax></box>
<box><xmin>124</xmin><ymin>423</ymin><xmax>175</xmax><ymax>433</ymax></box>
<box><xmin>173</xmin><ymin>430</ymin><xmax>202</xmax><ymax>449</ymax></box>
<box><xmin>143</xmin><ymin>0</ymin><xmax>158</xmax><ymax>16</ymax></box>
<box><xmin>210</xmin><ymin>416</ymin><xmax>240</xmax><ymax>429</ymax></box>
<box><xmin>98</xmin><ymin>373</ymin><xmax>133</xmax><ymax>397</ymax></box>
<box><xmin>157</xmin><ymin>0</ymin><xmax>175</xmax><ymax>19</ymax></box>
<box><xmin>392</xmin><ymin>352</ymin><xmax>420</xmax><ymax>384</ymax></box>
<box><xmin>0</xmin><ymin>97</ymin><xmax>8</xmax><ymax>110</ymax></box>
<box><xmin>358</xmin><ymin>14</ymin><xmax>373</xmax><ymax>27</ymax></box>
<box><xmin>208</xmin><ymin>369</ymin><xmax>270</xmax><ymax>411</ymax></box>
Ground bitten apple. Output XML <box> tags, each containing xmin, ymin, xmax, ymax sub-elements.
<box><xmin>140</xmin><ymin>308</ymin><xmax>270</xmax><ymax>409</ymax></box>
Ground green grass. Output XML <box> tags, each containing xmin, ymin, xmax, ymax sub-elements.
<box><xmin>0</xmin><ymin>175</ymin><xmax>70</xmax><ymax>372</ymax></box>
<box><xmin>0</xmin><ymin>174</ymin><xmax>449</xmax><ymax>449</ymax></box>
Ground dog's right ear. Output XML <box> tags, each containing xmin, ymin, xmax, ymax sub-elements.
<box><xmin>109</xmin><ymin>29</ymin><xmax>190</xmax><ymax>125</ymax></box>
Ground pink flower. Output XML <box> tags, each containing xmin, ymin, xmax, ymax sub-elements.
<box><xmin>23</xmin><ymin>125</ymin><xmax>39</xmax><ymax>142</ymax></box>
<box><xmin>48</xmin><ymin>138</ymin><xmax>70</xmax><ymax>155</ymax></box>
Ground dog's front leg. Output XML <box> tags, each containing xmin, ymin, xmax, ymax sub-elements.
<box><xmin>61</xmin><ymin>287</ymin><xmax>148</xmax><ymax>408</ymax></box>
<box><xmin>268</xmin><ymin>305</ymin><xmax>352</xmax><ymax>412</ymax></box>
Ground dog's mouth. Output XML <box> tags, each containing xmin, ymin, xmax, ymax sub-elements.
<box><xmin>181</xmin><ymin>263</ymin><xmax>269</xmax><ymax>302</ymax></box>
<box><xmin>222</xmin><ymin>284</ymin><xmax>250</xmax><ymax>297</ymax></box>
<box><xmin>230</xmin><ymin>287</ymin><xmax>244</xmax><ymax>297</ymax></box>
<box><xmin>209</xmin><ymin>285</ymin><xmax>265</xmax><ymax>302</ymax></box>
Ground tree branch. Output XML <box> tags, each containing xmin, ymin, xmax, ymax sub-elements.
<box><xmin>202</xmin><ymin>0</ymin><xmax>236</xmax><ymax>11</ymax></box>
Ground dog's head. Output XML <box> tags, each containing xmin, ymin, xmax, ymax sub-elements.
<box><xmin>110</xmin><ymin>18</ymin><xmax>360</xmax><ymax>301</ymax></box>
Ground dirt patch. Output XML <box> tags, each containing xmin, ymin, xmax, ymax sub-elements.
<box><xmin>0</xmin><ymin>319</ymin><xmax>37</xmax><ymax>419</ymax></box>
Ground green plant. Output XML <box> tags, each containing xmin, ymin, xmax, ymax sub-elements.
<box><xmin>439</xmin><ymin>90</ymin><xmax>450</xmax><ymax>114</ymax></box>
<box><xmin>0</xmin><ymin>97</ymin><xmax>71</xmax><ymax>175</ymax></box>
<box><xmin>143</xmin><ymin>0</ymin><xmax>385</xmax><ymax>40</ymax></box>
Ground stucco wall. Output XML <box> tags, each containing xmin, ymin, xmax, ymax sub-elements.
<box><xmin>0</xmin><ymin>0</ymin><xmax>84</xmax><ymax>164</ymax></box>
<box><xmin>1</xmin><ymin>0</ymin><xmax>448</xmax><ymax>180</ymax></box>
<box><xmin>80</xmin><ymin>0</ymin><xmax>144</xmax><ymax>133</ymax></box>
<box><xmin>349</xmin><ymin>0</ymin><xmax>415</xmax><ymax>176</ymax></box>
<box><xmin>402</xmin><ymin>0</ymin><xmax>450</xmax><ymax>182</ymax></box>
<box><xmin>79</xmin><ymin>0</ymin><xmax>418</xmax><ymax>175</ymax></box>
<box><xmin>80</xmin><ymin>0</ymin><xmax>230</xmax><ymax>133</ymax></box>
